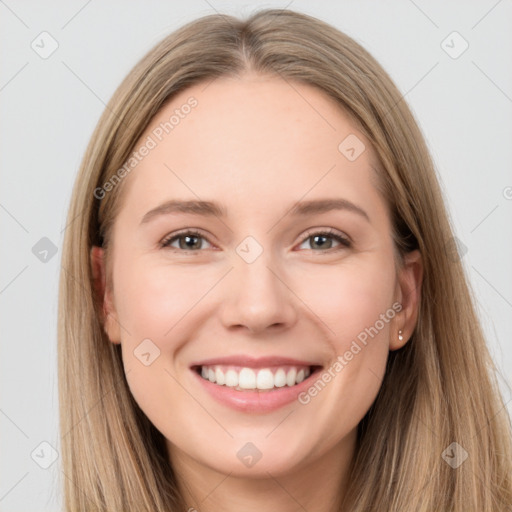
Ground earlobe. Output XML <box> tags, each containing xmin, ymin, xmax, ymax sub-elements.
<box><xmin>90</xmin><ymin>245</ymin><xmax>121</xmax><ymax>344</ymax></box>
<box><xmin>390</xmin><ymin>249</ymin><xmax>423</xmax><ymax>350</ymax></box>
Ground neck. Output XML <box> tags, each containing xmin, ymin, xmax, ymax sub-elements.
<box><xmin>168</xmin><ymin>428</ymin><xmax>357</xmax><ymax>512</ymax></box>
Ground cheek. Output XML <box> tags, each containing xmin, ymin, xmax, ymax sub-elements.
<box><xmin>113</xmin><ymin>259</ymin><xmax>216</xmax><ymax>344</ymax></box>
<box><xmin>112</xmin><ymin>260</ymin><xmax>223</xmax><ymax>413</ymax></box>
<box><xmin>299</xmin><ymin>255</ymin><xmax>396</xmax><ymax>346</ymax></box>
<box><xmin>295</xmin><ymin>255</ymin><xmax>395</xmax><ymax>401</ymax></box>
<box><xmin>294</xmin><ymin>257</ymin><xmax>396</xmax><ymax>437</ymax></box>
<box><xmin>112</xmin><ymin>261</ymin><xmax>214</xmax><ymax>433</ymax></box>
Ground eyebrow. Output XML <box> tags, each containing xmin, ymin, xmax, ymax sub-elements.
<box><xmin>140</xmin><ymin>198</ymin><xmax>370</xmax><ymax>225</ymax></box>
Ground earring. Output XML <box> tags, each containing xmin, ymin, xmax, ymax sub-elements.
<box><xmin>398</xmin><ymin>330</ymin><xmax>403</xmax><ymax>341</ymax></box>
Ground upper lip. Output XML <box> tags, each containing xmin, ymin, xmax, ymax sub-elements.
<box><xmin>190</xmin><ymin>355</ymin><xmax>323</xmax><ymax>369</ymax></box>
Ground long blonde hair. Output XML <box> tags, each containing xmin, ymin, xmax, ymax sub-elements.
<box><xmin>58</xmin><ymin>8</ymin><xmax>512</xmax><ymax>510</ymax></box>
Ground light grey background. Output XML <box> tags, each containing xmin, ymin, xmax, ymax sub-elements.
<box><xmin>1</xmin><ymin>1</ymin><xmax>511</xmax><ymax>510</ymax></box>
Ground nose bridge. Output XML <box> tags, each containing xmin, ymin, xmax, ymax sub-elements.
<box><xmin>220</xmin><ymin>236</ymin><xmax>296</xmax><ymax>332</ymax></box>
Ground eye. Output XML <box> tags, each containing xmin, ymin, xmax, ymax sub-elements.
<box><xmin>160</xmin><ymin>227</ymin><xmax>351</xmax><ymax>253</ymax></box>
<box><xmin>297</xmin><ymin>228</ymin><xmax>351</xmax><ymax>252</ymax></box>
<box><xmin>160</xmin><ymin>230</ymin><xmax>213</xmax><ymax>251</ymax></box>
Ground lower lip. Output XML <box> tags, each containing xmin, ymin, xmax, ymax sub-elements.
<box><xmin>191</xmin><ymin>368</ymin><xmax>321</xmax><ymax>413</ymax></box>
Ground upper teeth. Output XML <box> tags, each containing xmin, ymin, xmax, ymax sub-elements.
<box><xmin>200</xmin><ymin>365</ymin><xmax>311</xmax><ymax>390</ymax></box>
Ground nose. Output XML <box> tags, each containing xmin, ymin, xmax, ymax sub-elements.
<box><xmin>219</xmin><ymin>249</ymin><xmax>298</xmax><ymax>335</ymax></box>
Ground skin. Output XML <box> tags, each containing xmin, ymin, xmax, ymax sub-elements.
<box><xmin>91</xmin><ymin>72</ymin><xmax>422</xmax><ymax>512</ymax></box>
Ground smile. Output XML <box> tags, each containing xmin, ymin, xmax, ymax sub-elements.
<box><xmin>191</xmin><ymin>361</ymin><xmax>323</xmax><ymax>413</ymax></box>
<box><xmin>195</xmin><ymin>364</ymin><xmax>318</xmax><ymax>391</ymax></box>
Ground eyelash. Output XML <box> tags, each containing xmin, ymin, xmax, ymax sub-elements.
<box><xmin>159</xmin><ymin>227</ymin><xmax>352</xmax><ymax>253</ymax></box>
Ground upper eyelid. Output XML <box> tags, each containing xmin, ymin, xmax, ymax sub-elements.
<box><xmin>300</xmin><ymin>227</ymin><xmax>351</xmax><ymax>243</ymax></box>
<box><xmin>160</xmin><ymin>228</ymin><xmax>213</xmax><ymax>246</ymax></box>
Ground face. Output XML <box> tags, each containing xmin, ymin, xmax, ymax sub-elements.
<box><xmin>92</xmin><ymin>73</ymin><xmax>422</xmax><ymax>480</ymax></box>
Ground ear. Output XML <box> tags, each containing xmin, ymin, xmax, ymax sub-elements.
<box><xmin>90</xmin><ymin>245</ymin><xmax>121</xmax><ymax>344</ymax></box>
<box><xmin>390</xmin><ymin>249</ymin><xmax>423</xmax><ymax>350</ymax></box>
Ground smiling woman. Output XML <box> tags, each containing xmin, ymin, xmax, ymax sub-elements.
<box><xmin>58</xmin><ymin>8</ymin><xmax>512</xmax><ymax>512</ymax></box>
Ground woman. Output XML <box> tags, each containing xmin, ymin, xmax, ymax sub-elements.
<box><xmin>58</xmin><ymin>8</ymin><xmax>512</xmax><ymax>511</ymax></box>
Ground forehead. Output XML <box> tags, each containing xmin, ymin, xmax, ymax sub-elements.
<box><xmin>117</xmin><ymin>73</ymin><xmax>385</xmax><ymax>223</ymax></box>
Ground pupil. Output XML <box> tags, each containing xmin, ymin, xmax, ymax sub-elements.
<box><xmin>181</xmin><ymin>235</ymin><xmax>200</xmax><ymax>250</ymax></box>
<box><xmin>312</xmin><ymin>235</ymin><xmax>330</xmax><ymax>249</ymax></box>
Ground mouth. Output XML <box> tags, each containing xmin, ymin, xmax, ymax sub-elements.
<box><xmin>191</xmin><ymin>364</ymin><xmax>323</xmax><ymax>392</ymax></box>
